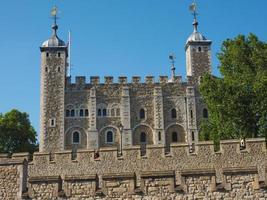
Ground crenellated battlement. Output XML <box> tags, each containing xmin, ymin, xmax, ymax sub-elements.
<box><xmin>65</xmin><ymin>75</ymin><xmax>184</xmax><ymax>88</ymax></box>
<box><xmin>1</xmin><ymin>138</ymin><xmax>267</xmax><ymax>199</ymax></box>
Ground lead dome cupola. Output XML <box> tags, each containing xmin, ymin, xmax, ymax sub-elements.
<box><xmin>41</xmin><ymin>6</ymin><xmax>66</xmax><ymax>47</ymax></box>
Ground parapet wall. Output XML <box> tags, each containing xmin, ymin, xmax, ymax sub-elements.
<box><xmin>66</xmin><ymin>75</ymin><xmax>185</xmax><ymax>87</ymax></box>
<box><xmin>1</xmin><ymin>138</ymin><xmax>267</xmax><ymax>199</ymax></box>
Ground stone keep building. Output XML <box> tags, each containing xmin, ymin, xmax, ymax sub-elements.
<box><xmin>39</xmin><ymin>12</ymin><xmax>211</xmax><ymax>153</ymax></box>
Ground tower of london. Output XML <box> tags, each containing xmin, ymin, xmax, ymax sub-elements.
<box><xmin>39</xmin><ymin>6</ymin><xmax>212</xmax><ymax>153</ymax></box>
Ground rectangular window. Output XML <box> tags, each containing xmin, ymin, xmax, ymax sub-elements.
<box><xmin>49</xmin><ymin>118</ymin><xmax>56</xmax><ymax>127</ymax></box>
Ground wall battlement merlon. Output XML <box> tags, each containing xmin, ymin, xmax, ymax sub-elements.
<box><xmin>66</xmin><ymin>75</ymin><xmax>185</xmax><ymax>87</ymax></box>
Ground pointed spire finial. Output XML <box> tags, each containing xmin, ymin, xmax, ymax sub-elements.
<box><xmin>189</xmin><ymin>1</ymin><xmax>198</xmax><ymax>32</ymax></box>
<box><xmin>51</xmin><ymin>6</ymin><xmax>59</xmax><ymax>37</ymax></box>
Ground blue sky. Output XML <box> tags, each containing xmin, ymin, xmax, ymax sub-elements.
<box><xmin>0</xmin><ymin>0</ymin><xmax>266</xmax><ymax>138</ymax></box>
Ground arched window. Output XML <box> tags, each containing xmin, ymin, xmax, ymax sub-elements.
<box><xmin>158</xmin><ymin>132</ymin><xmax>161</xmax><ymax>141</ymax></box>
<box><xmin>71</xmin><ymin>109</ymin><xmax>75</xmax><ymax>117</ymax></box>
<box><xmin>66</xmin><ymin>110</ymin><xmax>70</xmax><ymax>117</ymax></box>
<box><xmin>85</xmin><ymin>109</ymin><xmax>89</xmax><ymax>117</ymax></box>
<box><xmin>72</xmin><ymin>132</ymin><xmax>80</xmax><ymax>144</ymax></box>
<box><xmin>111</xmin><ymin>109</ymin><xmax>115</xmax><ymax>117</ymax></box>
<box><xmin>172</xmin><ymin>132</ymin><xmax>178</xmax><ymax>143</ymax></box>
<box><xmin>106</xmin><ymin>131</ymin><xmax>113</xmax><ymax>143</ymax></box>
<box><xmin>79</xmin><ymin>109</ymin><xmax>84</xmax><ymax>117</ymax></box>
<box><xmin>103</xmin><ymin>109</ymin><xmax>107</xmax><ymax>117</ymax></box>
<box><xmin>171</xmin><ymin>108</ymin><xmax>177</xmax><ymax>119</ymax></box>
<box><xmin>203</xmin><ymin>108</ymin><xmax>208</xmax><ymax>118</ymax></box>
<box><xmin>192</xmin><ymin>131</ymin><xmax>195</xmax><ymax>141</ymax></box>
<box><xmin>140</xmin><ymin>108</ymin><xmax>145</xmax><ymax>119</ymax></box>
<box><xmin>140</xmin><ymin>132</ymin><xmax>146</xmax><ymax>143</ymax></box>
<box><xmin>97</xmin><ymin>109</ymin><xmax>102</xmax><ymax>116</ymax></box>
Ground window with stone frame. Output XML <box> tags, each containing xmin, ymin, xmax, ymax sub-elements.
<box><xmin>71</xmin><ymin>109</ymin><xmax>75</xmax><ymax>117</ymax></box>
<box><xmin>106</xmin><ymin>131</ymin><xmax>114</xmax><ymax>143</ymax></box>
<box><xmin>66</xmin><ymin>110</ymin><xmax>70</xmax><ymax>117</ymax></box>
<box><xmin>139</xmin><ymin>108</ymin><xmax>146</xmax><ymax>119</ymax></box>
<box><xmin>103</xmin><ymin>109</ymin><xmax>107</xmax><ymax>117</ymax></box>
<box><xmin>72</xmin><ymin>131</ymin><xmax>80</xmax><ymax>144</ymax></box>
<box><xmin>85</xmin><ymin>109</ymin><xmax>89</xmax><ymax>117</ymax></box>
<box><xmin>98</xmin><ymin>109</ymin><xmax>102</xmax><ymax>116</ymax></box>
<box><xmin>140</xmin><ymin>132</ymin><xmax>146</xmax><ymax>143</ymax></box>
<box><xmin>172</xmin><ymin>132</ymin><xmax>178</xmax><ymax>143</ymax></box>
<box><xmin>79</xmin><ymin>109</ymin><xmax>84</xmax><ymax>117</ymax></box>
<box><xmin>171</xmin><ymin>108</ymin><xmax>177</xmax><ymax>119</ymax></box>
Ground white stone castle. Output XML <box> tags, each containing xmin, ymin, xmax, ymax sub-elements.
<box><xmin>39</xmin><ymin>6</ymin><xmax>212</xmax><ymax>153</ymax></box>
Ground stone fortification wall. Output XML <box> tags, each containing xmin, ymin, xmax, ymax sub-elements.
<box><xmin>1</xmin><ymin>138</ymin><xmax>267</xmax><ymax>199</ymax></box>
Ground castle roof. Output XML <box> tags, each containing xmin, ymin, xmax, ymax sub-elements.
<box><xmin>42</xmin><ymin>24</ymin><xmax>66</xmax><ymax>47</ymax></box>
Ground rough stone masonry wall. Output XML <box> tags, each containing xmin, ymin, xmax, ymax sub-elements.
<box><xmin>2</xmin><ymin>139</ymin><xmax>267</xmax><ymax>199</ymax></box>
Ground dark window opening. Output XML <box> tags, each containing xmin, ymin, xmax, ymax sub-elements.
<box><xmin>57</xmin><ymin>67</ymin><xmax>61</xmax><ymax>72</ymax></box>
<box><xmin>192</xmin><ymin>131</ymin><xmax>195</xmax><ymax>141</ymax></box>
<box><xmin>45</xmin><ymin>67</ymin><xmax>48</xmax><ymax>72</ymax></box>
<box><xmin>106</xmin><ymin>131</ymin><xmax>113</xmax><ymax>143</ymax></box>
<box><xmin>71</xmin><ymin>109</ymin><xmax>75</xmax><ymax>117</ymax></box>
<box><xmin>172</xmin><ymin>132</ymin><xmax>178</xmax><ymax>143</ymax></box>
<box><xmin>50</xmin><ymin>119</ymin><xmax>55</xmax><ymax>127</ymax></box>
<box><xmin>66</xmin><ymin>110</ymin><xmax>70</xmax><ymax>117</ymax></box>
<box><xmin>79</xmin><ymin>109</ymin><xmax>84</xmax><ymax>117</ymax></box>
<box><xmin>203</xmin><ymin>108</ymin><xmax>208</xmax><ymax>118</ymax></box>
<box><xmin>98</xmin><ymin>109</ymin><xmax>102</xmax><ymax>116</ymax></box>
<box><xmin>85</xmin><ymin>109</ymin><xmax>89</xmax><ymax>117</ymax></box>
<box><xmin>158</xmin><ymin>132</ymin><xmax>161</xmax><ymax>141</ymax></box>
<box><xmin>58</xmin><ymin>52</ymin><xmax>61</xmax><ymax>58</ymax></box>
<box><xmin>73</xmin><ymin>132</ymin><xmax>80</xmax><ymax>144</ymax></box>
<box><xmin>171</xmin><ymin>108</ymin><xmax>177</xmax><ymax>119</ymax></box>
<box><xmin>140</xmin><ymin>108</ymin><xmax>145</xmax><ymax>119</ymax></box>
<box><xmin>103</xmin><ymin>109</ymin><xmax>107</xmax><ymax>116</ymax></box>
<box><xmin>46</xmin><ymin>52</ymin><xmax>49</xmax><ymax>57</ymax></box>
<box><xmin>190</xmin><ymin>110</ymin><xmax>193</xmax><ymax>119</ymax></box>
<box><xmin>198</xmin><ymin>47</ymin><xmax>202</xmax><ymax>52</ymax></box>
<box><xmin>140</xmin><ymin>132</ymin><xmax>146</xmax><ymax>143</ymax></box>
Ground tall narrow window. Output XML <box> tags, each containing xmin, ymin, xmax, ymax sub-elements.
<box><xmin>58</xmin><ymin>52</ymin><xmax>61</xmax><ymax>58</ymax></box>
<box><xmin>171</xmin><ymin>108</ymin><xmax>177</xmax><ymax>119</ymax></box>
<box><xmin>71</xmin><ymin>109</ymin><xmax>75</xmax><ymax>117</ymax></box>
<box><xmin>203</xmin><ymin>108</ymin><xmax>208</xmax><ymax>118</ymax></box>
<box><xmin>85</xmin><ymin>109</ymin><xmax>89</xmax><ymax>117</ymax></box>
<box><xmin>172</xmin><ymin>132</ymin><xmax>178</xmax><ymax>143</ymax></box>
<box><xmin>79</xmin><ymin>109</ymin><xmax>84</xmax><ymax>117</ymax></box>
<box><xmin>116</xmin><ymin>108</ymin><xmax>120</xmax><ymax>116</ymax></box>
<box><xmin>49</xmin><ymin>118</ymin><xmax>56</xmax><ymax>127</ymax></box>
<box><xmin>192</xmin><ymin>131</ymin><xmax>195</xmax><ymax>141</ymax></box>
<box><xmin>46</xmin><ymin>52</ymin><xmax>49</xmax><ymax>57</ymax></box>
<box><xmin>97</xmin><ymin>109</ymin><xmax>101</xmax><ymax>116</ymax></box>
<box><xmin>72</xmin><ymin>132</ymin><xmax>80</xmax><ymax>144</ymax></box>
<box><xmin>158</xmin><ymin>132</ymin><xmax>161</xmax><ymax>141</ymax></box>
<box><xmin>103</xmin><ymin>109</ymin><xmax>107</xmax><ymax>116</ymax></box>
<box><xmin>45</xmin><ymin>67</ymin><xmax>48</xmax><ymax>72</ymax></box>
<box><xmin>111</xmin><ymin>109</ymin><xmax>115</xmax><ymax>117</ymax></box>
<box><xmin>57</xmin><ymin>67</ymin><xmax>61</xmax><ymax>72</ymax></box>
<box><xmin>140</xmin><ymin>132</ymin><xmax>146</xmax><ymax>143</ymax></box>
<box><xmin>190</xmin><ymin>110</ymin><xmax>193</xmax><ymax>119</ymax></box>
<box><xmin>140</xmin><ymin>108</ymin><xmax>145</xmax><ymax>119</ymax></box>
<box><xmin>106</xmin><ymin>131</ymin><xmax>113</xmax><ymax>143</ymax></box>
<box><xmin>198</xmin><ymin>47</ymin><xmax>202</xmax><ymax>52</ymax></box>
<box><xmin>66</xmin><ymin>110</ymin><xmax>70</xmax><ymax>117</ymax></box>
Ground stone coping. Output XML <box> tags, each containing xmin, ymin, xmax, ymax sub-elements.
<box><xmin>223</xmin><ymin>166</ymin><xmax>258</xmax><ymax>174</ymax></box>
<box><xmin>181</xmin><ymin>168</ymin><xmax>216</xmax><ymax>176</ymax></box>
<box><xmin>0</xmin><ymin>154</ymin><xmax>9</xmax><ymax>158</ymax></box>
<box><xmin>64</xmin><ymin>174</ymin><xmax>97</xmax><ymax>181</ymax></box>
<box><xmin>170</xmin><ymin>143</ymin><xmax>189</xmax><ymax>147</ymax></box>
<box><xmin>102</xmin><ymin>172</ymin><xmax>135</xmax><ymax>180</ymax></box>
<box><xmin>0</xmin><ymin>159</ymin><xmax>25</xmax><ymax>166</ymax></box>
<box><xmin>140</xmin><ymin>170</ymin><xmax>175</xmax><ymax>178</ymax></box>
<box><xmin>29</xmin><ymin>175</ymin><xmax>62</xmax><ymax>183</ymax></box>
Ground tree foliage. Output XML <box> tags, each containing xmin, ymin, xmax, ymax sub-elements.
<box><xmin>199</xmin><ymin>34</ymin><xmax>267</xmax><ymax>142</ymax></box>
<box><xmin>0</xmin><ymin>109</ymin><xmax>37</xmax><ymax>153</ymax></box>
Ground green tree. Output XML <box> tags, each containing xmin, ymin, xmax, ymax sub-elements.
<box><xmin>199</xmin><ymin>34</ymin><xmax>267</xmax><ymax>142</ymax></box>
<box><xmin>0</xmin><ymin>109</ymin><xmax>38</xmax><ymax>153</ymax></box>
